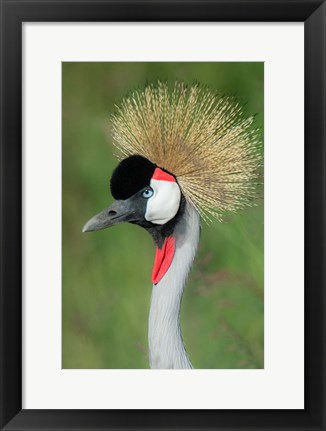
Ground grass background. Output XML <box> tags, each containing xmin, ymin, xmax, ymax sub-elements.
<box><xmin>62</xmin><ymin>62</ymin><xmax>264</xmax><ymax>369</ymax></box>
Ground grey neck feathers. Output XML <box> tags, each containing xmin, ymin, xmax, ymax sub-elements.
<box><xmin>148</xmin><ymin>202</ymin><xmax>200</xmax><ymax>369</ymax></box>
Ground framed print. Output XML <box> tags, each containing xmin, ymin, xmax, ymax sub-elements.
<box><xmin>0</xmin><ymin>1</ymin><xmax>325</xmax><ymax>430</ymax></box>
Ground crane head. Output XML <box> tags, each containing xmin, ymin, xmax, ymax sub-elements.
<box><xmin>82</xmin><ymin>155</ymin><xmax>183</xmax><ymax>236</ymax></box>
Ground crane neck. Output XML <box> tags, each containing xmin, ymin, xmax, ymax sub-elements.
<box><xmin>148</xmin><ymin>202</ymin><xmax>200</xmax><ymax>369</ymax></box>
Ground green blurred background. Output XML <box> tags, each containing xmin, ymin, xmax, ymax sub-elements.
<box><xmin>62</xmin><ymin>62</ymin><xmax>264</xmax><ymax>369</ymax></box>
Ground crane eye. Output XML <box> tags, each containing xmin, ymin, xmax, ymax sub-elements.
<box><xmin>141</xmin><ymin>187</ymin><xmax>154</xmax><ymax>199</ymax></box>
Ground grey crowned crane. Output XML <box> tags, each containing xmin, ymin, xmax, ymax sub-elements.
<box><xmin>83</xmin><ymin>81</ymin><xmax>262</xmax><ymax>369</ymax></box>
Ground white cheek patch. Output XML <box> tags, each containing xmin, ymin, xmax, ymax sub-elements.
<box><xmin>145</xmin><ymin>172</ymin><xmax>181</xmax><ymax>225</ymax></box>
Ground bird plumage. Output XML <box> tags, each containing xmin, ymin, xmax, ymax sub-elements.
<box><xmin>83</xmin><ymin>81</ymin><xmax>262</xmax><ymax>369</ymax></box>
<box><xmin>149</xmin><ymin>201</ymin><xmax>200</xmax><ymax>368</ymax></box>
<box><xmin>111</xmin><ymin>81</ymin><xmax>262</xmax><ymax>222</ymax></box>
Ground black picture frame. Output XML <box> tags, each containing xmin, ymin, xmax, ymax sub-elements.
<box><xmin>1</xmin><ymin>1</ymin><xmax>325</xmax><ymax>430</ymax></box>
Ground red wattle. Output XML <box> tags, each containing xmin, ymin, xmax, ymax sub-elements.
<box><xmin>151</xmin><ymin>236</ymin><xmax>176</xmax><ymax>284</ymax></box>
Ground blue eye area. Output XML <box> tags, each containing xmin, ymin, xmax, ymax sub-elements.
<box><xmin>141</xmin><ymin>187</ymin><xmax>154</xmax><ymax>199</ymax></box>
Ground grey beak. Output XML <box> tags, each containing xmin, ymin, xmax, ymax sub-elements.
<box><xmin>82</xmin><ymin>199</ymin><xmax>138</xmax><ymax>233</ymax></box>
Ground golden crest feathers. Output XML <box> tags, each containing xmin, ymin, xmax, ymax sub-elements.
<box><xmin>111</xmin><ymin>81</ymin><xmax>262</xmax><ymax>222</ymax></box>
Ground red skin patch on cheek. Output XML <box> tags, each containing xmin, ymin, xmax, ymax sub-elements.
<box><xmin>152</xmin><ymin>236</ymin><xmax>176</xmax><ymax>284</ymax></box>
<box><xmin>152</xmin><ymin>167</ymin><xmax>176</xmax><ymax>182</ymax></box>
